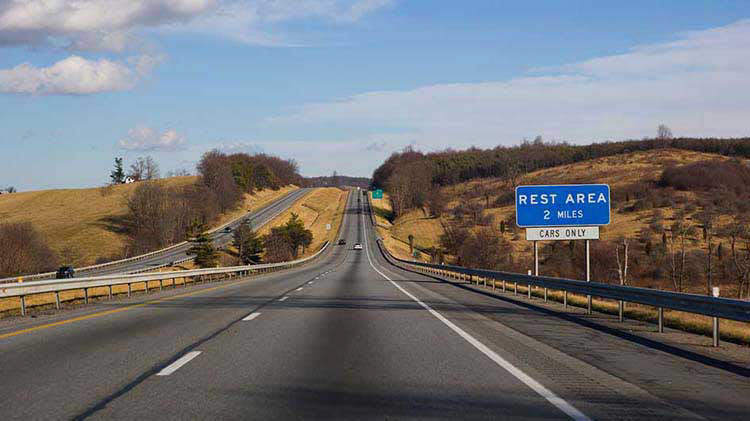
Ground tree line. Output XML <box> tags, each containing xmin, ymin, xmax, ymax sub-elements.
<box><xmin>372</xmin><ymin>136</ymin><xmax>750</xmax><ymax>218</ymax></box>
<box><xmin>124</xmin><ymin>150</ymin><xmax>302</xmax><ymax>257</ymax></box>
<box><xmin>425</xmin><ymin>157</ymin><xmax>750</xmax><ymax>299</ymax></box>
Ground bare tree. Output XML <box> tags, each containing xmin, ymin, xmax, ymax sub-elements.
<box><xmin>129</xmin><ymin>156</ymin><xmax>160</xmax><ymax>181</ymax></box>
<box><xmin>657</xmin><ymin>124</ymin><xmax>673</xmax><ymax>140</ymax></box>
<box><xmin>505</xmin><ymin>163</ymin><xmax>523</xmax><ymax>190</ymax></box>
<box><xmin>696</xmin><ymin>209</ymin><xmax>716</xmax><ymax>295</ymax></box>
<box><xmin>0</xmin><ymin>222</ymin><xmax>57</xmax><ymax>277</ymax></box>
<box><xmin>722</xmin><ymin>216</ymin><xmax>750</xmax><ymax>298</ymax></box>
<box><xmin>615</xmin><ymin>238</ymin><xmax>629</xmax><ymax>286</ymax></box>
<box><xmin>668</xmin><ymin>213</ymin><xmax>695</xmax><ymax>292</ymax></box>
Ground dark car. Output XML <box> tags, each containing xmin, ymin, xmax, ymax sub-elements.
<box><xmin>338</xmin><ymin>239</ymin><xmax>347</xmax><ymax>245</ymax></box>
<box><xmin>224</xmin><ymin>226</ymin><xmax>232</xmax><ymax>233</ymax></box>
<box><xmin>56</xmin><ymin>266</ymin><xmax>75</xmax><ymax>279</ymax></box>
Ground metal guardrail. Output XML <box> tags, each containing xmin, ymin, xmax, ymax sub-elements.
<box><xmin>376</xmin><ymin>240</ymin><xmax>750</xmax><ymax>345</ymax></box>
<box><xmin>1</xmin><ymin>241</ymin><xmax>329</xmax><ymax>316</ymax></box>
<box><xmin>0</xmin><ymin>188</ymin><xmax>306</xmax><ymax>284</ymax></box>
<box><xmin>364</xmin><ymin>187</ymin><xmax>750</xmax><ymax>346</ymax></box>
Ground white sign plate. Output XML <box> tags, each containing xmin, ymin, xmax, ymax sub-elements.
<box><xmin>326</xmin><ymin>223</ymin><xmax>332</xmax><ymax>231</ymax></box>
<box><xmin>526</xmin><ymin>226</ymin><xmax>599</xmax><ymax>241</ymax></box>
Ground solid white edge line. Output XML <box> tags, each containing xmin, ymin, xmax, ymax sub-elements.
<box><xmin>279</xmin><ymin>296</ymin><xmax>288</xmax><ymax>302</ymax></box>
<box><xmin>242</xmin><ymin>312</ymin><xmax>261</xmax><ymax>321</ymax></box>
<box><xmin>360</xmin><ymin>211</ymin><xmax>590</xmax><ymax>421</ymax></box>
<box><xmin>156</xmin><ymin>351</ymin><xmax>202</xmax><ymax>376</ymax></box>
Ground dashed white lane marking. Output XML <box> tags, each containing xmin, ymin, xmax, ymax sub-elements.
<box><xmin>360</xmin><ymin>211</ymin><xmax>591</xmax><ymax>421</ymax></box>
<box><xmin>242</xmin><ymin>312</ymin><xmax>261</xmax><ymax>321</ymax></box>
<box><xmin>279</xmin><ymin>296</ymin><xmax>289</xmax><ymax>302</ymax></box>
<box><xmin>157</xmin><ymin>351</ymin><xmax>202</xmax><ymax>376</ymax></box>
<box><xmin>295</xmin><ymin>287</ymin><xmax>304</xmax><ymax>291</ymax></box>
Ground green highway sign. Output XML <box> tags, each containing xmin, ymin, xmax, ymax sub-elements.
<box><xmin>373</xmin><ymin>189</ymin><xmax>383</xmax><ymax>199</ymax></box>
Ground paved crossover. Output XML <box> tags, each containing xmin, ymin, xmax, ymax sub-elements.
<box><xmin>1</xmin><ymin>191</ymin><xmax>748</xmax><ymax>420</ymax></box>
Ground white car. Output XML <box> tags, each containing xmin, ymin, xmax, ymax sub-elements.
<box><xmin>353</xmin><ymin>243</ymin><xmax>363</xmax><ymax>250</ymax></box>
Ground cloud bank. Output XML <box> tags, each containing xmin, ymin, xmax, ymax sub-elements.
<box><xmin>0</xmin><ymin>0</ymin><xmax>391</xmax><ymax>94</ymax></box>
<box><xmin>272</xmin><ymin>19</ymin><xmax>750</xmax><ymax>148</ymax></box>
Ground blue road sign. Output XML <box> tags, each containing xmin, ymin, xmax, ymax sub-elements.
<box><xmin>515</xmin><ymin>184</ymin><xmax>610</xmax><ymax>228</ymax></box>
<box><xmin>372</xmin><ymin>189</ymin><xmax>384</xmax><ymax>199</ymax></box>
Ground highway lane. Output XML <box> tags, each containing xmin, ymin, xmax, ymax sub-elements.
<box><xmin>86</xmin><ymin>195</ymin><xmax>574</xmax><ymax>420</ymax></box>
<box><xmin>1</xmin><ymin>190</ymin><xmax>748</xmax><ymax>419</ymax></box>
<box><xmin>79</xmin><ymin>188</ymin><xmax>310</xmax><ymax>277</ymax></box>
<box><xmin>0</xmin><ymin>189</ymin><xmax>343</xmax><ymax>420</ymax></box>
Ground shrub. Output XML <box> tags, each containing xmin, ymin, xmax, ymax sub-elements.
<box><xmin>0</xmin><ymin>222</ymin><xmax>58</xmax><ymax>277</ymax></box>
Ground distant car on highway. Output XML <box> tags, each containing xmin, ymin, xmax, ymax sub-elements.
<box><xmin>223</xmin><ymin>226</ymin><xmax>232</xmax><ymax>233</ymax></box>
<box><xmin>353</xmin><ymin>243</ymin><xmax>363</xmax><ymax>250</ymax></box>
<box><xmin>55</xmin><ymin>266</ymin><xmax>75</xmax><ymax>279</ymax></box>
<box><xmin>338</xmin><ymin>239</ymin><xmax>346</xmax><ymax>245</ymax></box>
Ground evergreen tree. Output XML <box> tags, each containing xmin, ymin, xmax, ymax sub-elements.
<box><xmin>282</xmin><ymin>213</ymin><xmax>313</xmax><ymax>256</ymax></box>
<box><xmin>110</xmin><ymin>157</ymin><xmax>126</xmax><ymax>184</ymax></box>
<box><xmin>187</xmin><ymin>229</ymin><xmax>219</xmax><ymax>268</ymax></box>
<box><xmin>233</xmin><ymin>222</ymin><xmax>264</xmax><ymax>264</ymax></box>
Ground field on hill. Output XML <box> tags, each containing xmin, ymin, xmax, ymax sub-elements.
<box><xmin>257</xmin><ymin>187</ymin><xmax>350</xmax><ymax>258</ymax></box>
<box><xmin>0</xmin><ymin>179</ymin><xmax>297</xmax><ymax>268</ymax></box>
<box><xmin>373</xmin><ymin>148</ymin><xmax>750</xmax><ymax>344</ymax></box>
<box><xmin>375</xmin><ymin>149</ymin><xmax>746</xmax><ymax>292</ymax></box>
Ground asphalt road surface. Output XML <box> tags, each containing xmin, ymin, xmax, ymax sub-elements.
<box><xmin>1</xmin><ymin>191</ymin><xmax>749</xmax><ymax>420</ymax></box>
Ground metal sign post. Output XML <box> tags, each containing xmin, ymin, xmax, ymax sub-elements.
<box><xmin>516</xmin><ymin>184</ymin><xmax>610</xmax><ymax>314</ymax></box>
<box><xmin>586</xmin><ymin>239</ymin><xmax>591</xmax><ymax>315</ymax></box>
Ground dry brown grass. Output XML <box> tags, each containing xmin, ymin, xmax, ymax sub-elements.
<box><xmin>0</xmin><ymin>179</ymin><xmax>297</xmax><ymax>267</ymax></box>
<box><xmin>381</xmin><ymin>148</ymin><xmax>742</xmax><ymax>256</ymax></box>
<box><xmin>376</xmin><ymin>149</ymin><xmax>750</xmax><ymax>342</ymax></box>
<box><xmin>0</xmin><ymin>177</ymin><xmax>196</xmax><ymax>267</ymax></box>
<box><xmin>258</xmin><ymin>188</ymin><xmax>349</xmax><ymax>257</ymax></box>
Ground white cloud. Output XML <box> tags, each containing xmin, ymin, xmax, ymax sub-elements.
<box><xmin>0</xmin><ymin>0</ymin><xmax>391</xmax><ymax>50</ymax></box>
<box><xmin>0</xmin><ymin>55</ymin><xmax>151</xmax><ymax>94</ymax></box>
<box><xmin>270</xmin><ymin>19</ymin><xmax>750</xmax><ymax>147</ymax></box>
<box><xmin>0</xmin><ymin>0</ymin><xmax>219</xmax><ymax>51</ymax></box>
<box><xmin>119</xmin><ymin>126</ymin><xmax>186</xmax><ymax>151</ymax></box>
<box><xmin>0</xmin><ymin>0</ymin><xmax>390</xmax><ymax>94</ymax></box>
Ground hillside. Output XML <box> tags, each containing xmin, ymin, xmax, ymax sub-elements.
<box><xmin>257</xmin><ymin>187</ymin><xmax>349</xmax><ymax>258</ymax></box>
<box><xmin>0</xmin><ymin>178</ymin><xmax>297</xmax><ymax>268</ymax></box>
<box><xmin>373</xmin><ymin>148</ymin><xmax>746</xmax><ymax>295</ymax></box>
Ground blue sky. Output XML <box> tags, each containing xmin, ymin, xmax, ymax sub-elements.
<box><xmin>2</xmin><ymin>0</ymin><xmax>750</xmax><ymax>190</ymax></box>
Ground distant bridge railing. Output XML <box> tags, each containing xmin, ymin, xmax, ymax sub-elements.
<box><xmin>1</xmin><ymin>242</ymin><xmax>329</xmax><ymax>316</ymax></box>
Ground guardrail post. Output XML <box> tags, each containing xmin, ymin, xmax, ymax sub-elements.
<box><xmin>527</xmin><ymin>270</ymin><xmax>532</xmax><ymax>299</ymax></box>
<box><xmin>618</xmin><ymin>300</ymin><xmax>624</xmax><ymax>322</ymax></box>
<box><xmin>713</xmin><ymin>317</ymin><xmax>720</xmax><ymax>347</ymax></box>
<box><xmin>20</xmin><ymin>295</ymin><xmax>26</xmax><ymax>316</ymax></box>
<box><xmin>55</xmin><ymin>291</ymin><xmax>61</xmax><ymax>310</ymax></box>
<box><xmin>658</xmin><ymin>307</ymin><xmax>664</xmax><ymax>333</ymax></box>
<box><xmin>514</xmin><ymin>281</ymin><xmax>518</xmax><ymax>295</ymax></box>
<box><xmin>712</xmin><ymin>287</ymin><xmax>720</xmax><ymax>347</ymax></box>
<box><xmin>144</xmin><ymin>281</ymin><xmax>149</xmax><ymax>293</ymax></box>
<box><xmin>108</xmin><ymin>285</ymin><xmax>113</xmax><ymax>299</ymax></box>
<box><xmin>492</xmin><ymin>278</ymin><xmax>496</xmax><ymax>290</ymax></box>
<box><xmin>502</xmin><ymin>279</ymin><xmax>506</xmax><ymax>292</ymax></box>
<box><xmin>159</xmin><ymin>280</ymin><xmax>163</xmax><ymax>291</ymax></box>
<box><xmin>84</xmin><ymin>288</ymin><xmax>89</xmax><ymax>304</ymax></box>
<box><xmin>563</xmin><ymin>291</ymin><xmax>567</xmax><ymax>308</ymax></box>
<box><xmin>127</xmin><ymin>283</ymin><xmax>131</xmax><ymax>297</ymax></box>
